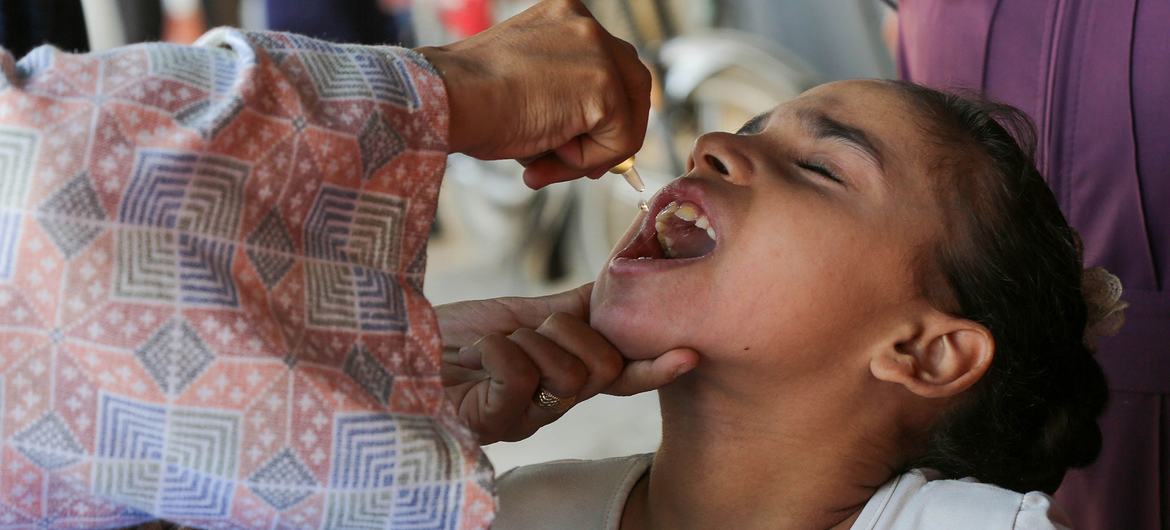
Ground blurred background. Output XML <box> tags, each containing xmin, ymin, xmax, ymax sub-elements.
<box><xmin>0</xmin><ymin>0</ymin><xmax>895</xmax><ymax>472</ymax></box>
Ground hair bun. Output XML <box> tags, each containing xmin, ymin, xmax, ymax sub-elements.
<box><xmin>1081</xmin><ymin>267</ymin><xmax>1128</xmax><ymax>348</ymax></box>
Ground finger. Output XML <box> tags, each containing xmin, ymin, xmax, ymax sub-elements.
<box><xmin>517</xmin><ymin>151</ymin><xmax>551</xmax><ymax>168</ymax></box>
<box><xmin>495</xmin><ymin>386</ymin><xmax>577</xmax><ymax>443</ymax></box>
<box><xmin>521</xmin><ymin>150</ymin><xmax>586</xmax><ymax>189</ymax></box>
<box><xmin>507</xmin><ymin>328</ymin><xmax>589</xmax><ymax>399</ymax></box>
<box><xmin>440</xmin><ymin>361</ymin><xmax>483</xmax><ymax>390</ymax></box>
<box><xmin>606</xmin><ymin>348</ymin><xmax>699</xmax><ymax>396</ymax></box>
<box><xmin>519</xmin><ymin>387</ymin><xmax>573</xmax><ymax>430</ymax></box>
<box><xmin>476</xmin><ymin>334</ymin><xmax>541</xmax><ymax>435</ymax></box>
<box><xmin>535</xmin><ymin>312</ymin><xmax>624</xmax><ymax>399</ymax></box>
<box><xmin>568</xmin><ymin>106</ymin><xmax>633</xmax><ymax>176</ymax></box>
<box><xmin>455</xmin><ymin>343</ymin><xmax>485</xmax><ymax>370</ymax></box>
<box><xmin>523</xmin><ymin>142</ymin><xmax>622</xmax><ymax>188</ymax></box>
<box><xmin>504</xmin><ymin>283</ymin><xmax>593</xmax><ymax>329</ymax></box>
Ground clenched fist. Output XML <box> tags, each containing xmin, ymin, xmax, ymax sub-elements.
<box><xmin>416</xmin><ymin>0</ymin><xmax>652</xmax><ymax>189</ymax></box>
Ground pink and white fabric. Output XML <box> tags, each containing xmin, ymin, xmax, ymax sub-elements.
<box><xmin>0</xmin><ymin>29</ymin><xmax>494</xmax><ymax>529</ymax></box>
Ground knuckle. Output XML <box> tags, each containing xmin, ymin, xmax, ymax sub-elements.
<box><xmin>548</xmin><ymin>0</ymin><xmax>573</xmax><ymax>14</ymax></box>
<box><xmin>455</xmin><ymin>344</ymin><xmax>480</xmax><ymax>362</ymax></box>
<box><xmin>595</xmin><ymin>355</ymin><xmax>623</xmax><ymax>382</ymax></box>
<box><xmin>608</xmin><ymin>67</ymin><xmax>627</xmax><ymax>90</ymax></box>
<box><xmin>571</xmin><ymin>17</ymin><xmax>601</xmax><ymax>40</ymax></box>
<box><xmin>481</xmin><ymin>334</ymin><xmax>533</xmax><ymax>374</ymax></box>
<box><xmin>583</xmin><ymin>65</ymin><xmax>609</xmax><ymax>89</ymax></box>
<box><xmin>563</xmin><ymin>361</ymin><xmax>589</xmax><ymax>391</ymax></box>
<box><xmin>583</xmin><ymin>102</ymin><xmax>607</xmax><ymax>129</ymax></box>
<box><xmin>618</xmin><ymin>40</ymin><xmax>640</xmax><ymax>60</ymax></box>
<box><xmin>636</xmin><ymin>64</ymin><xmax>653</xmax><ymax>90</ymax></box>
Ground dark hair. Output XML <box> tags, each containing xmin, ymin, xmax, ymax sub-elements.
<box><xmin>887</xmin><ymin>81</ymin><xmax>1108</xmax><ymax>494</ymax></box>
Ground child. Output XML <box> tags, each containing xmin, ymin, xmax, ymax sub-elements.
<box><xmin>457</xmin><ymin>79</ymin><xmax>1122</xmax><ymax>529</ymax></box>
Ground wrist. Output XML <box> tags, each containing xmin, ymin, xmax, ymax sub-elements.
<box><xmin>415</xmin><ymin>44</ymin><xmax>491</xmax><ymax>155</ymax></box>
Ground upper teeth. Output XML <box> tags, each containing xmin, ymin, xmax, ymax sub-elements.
<box><xmin>674</xmin><ymin>203</ymin><xmax>699</xmax><ymax>221</ymax></box>
<box><xmin>654</xmin><ymin>201</ymin><xmax>717</xmax><ymax>257</ymax></box>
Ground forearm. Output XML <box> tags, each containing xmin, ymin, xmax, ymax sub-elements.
<box><xmin>0</xmin><ymin>31</ymin><xmax>490</xmax><ymax>529</ymax></box>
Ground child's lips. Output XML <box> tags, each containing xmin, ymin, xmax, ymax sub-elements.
<box><xmin>610</xmin><ymin>178</ymin><xmax>722</xmax><ymax>271</ymax></box>
<box><xmin>610</xmin><ymin>252</ymin><xmax>710</xmax><ymax>274</ymax></box>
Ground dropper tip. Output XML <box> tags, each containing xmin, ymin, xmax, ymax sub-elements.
<box><xmin>622</xmin><ymin>167</ymin><xmax>646</xmax><ymax>192</ymax></box>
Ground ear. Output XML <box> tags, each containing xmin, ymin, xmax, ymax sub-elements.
<box><xmin>870</xmin><ymin>311</ymin><xmax>994</xmax><ymax>399</ymax></box>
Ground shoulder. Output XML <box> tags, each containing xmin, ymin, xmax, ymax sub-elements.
<box><xmin>855</xmin><ymin>470</ymin><xmax>1071</xmax><ymax>530</ymax></box>
<box><xmin>493</xmin><ymin>454</ymin><xmax>653</xmax><ymax>530</ymax></box>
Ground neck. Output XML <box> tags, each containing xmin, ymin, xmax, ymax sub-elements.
<box><xmin>630</xmin><ymin>366</ymin><xmax>905</xmax><ymax>530</ymax></box>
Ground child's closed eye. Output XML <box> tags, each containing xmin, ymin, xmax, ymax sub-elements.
<box><xmin>796</xmin><ymin>160</ymin><xmax>845</xmax><ymax>185</ymax></box>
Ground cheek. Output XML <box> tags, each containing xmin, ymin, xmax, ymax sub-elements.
<box><xmin>707</xmin><ymin>213</ymin><xmax>899</xmax><ymax>356</ymax></box>
<box><xmin>588</xmin><ymin>198</ymin><xmax>918</xmax><ymax>362</ymax></box>
<box><xmin>707</xmin><ymin>243</ymin><xmax>836</xmax><ymax>353</ymax></box>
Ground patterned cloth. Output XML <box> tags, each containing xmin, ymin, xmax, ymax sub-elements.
<box><xmin>0</xmin><ymin>29</ymin><xmax>494</xmax><ymax>529</ymax></box>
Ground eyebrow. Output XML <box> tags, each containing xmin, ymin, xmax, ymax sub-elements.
<box><xmin>736</xmin><ymin>111</ymin><xmax>771</xmax><ymax>135</ymax></box>
<box><xmin>796</xmin><ymin>109</ymin><xmax>884</xmax><ymax>170</ymax></box>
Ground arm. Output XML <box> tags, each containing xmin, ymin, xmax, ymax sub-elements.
<box><xmin>0</xmin><ymin>2</ymin><xmax>653</xmax><ymax>526</ymax></box>
<box><xmin>0</xmin><ymin>30</ymin><xmax>473</xmax><ymax>529</ymax></box>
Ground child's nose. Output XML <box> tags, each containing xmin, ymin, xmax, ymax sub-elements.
<box><xmin>687</xmin><ymin>132</ymin><xmax>754</xmax><ymax>186</ymax></box>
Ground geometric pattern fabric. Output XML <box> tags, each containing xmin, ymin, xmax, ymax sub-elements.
<box><xmin>245</xmin><ymin>209</ymin><xmax>296</xmax><ymax>288</ymax></box>
<box><xmin>37</xmin><ymin>172</ymin><xmax>106</xmax><ymax>258</ymax></box>
<box><xmin>0</xmin><ymin>29</ymin><xmax>493</xmax><ymax>529</ymax></box>
<box><xmin>12</xmin><ymin>413</ymin><xmax>86</xmax><ymax>470</ymax></box>
<box><xmin>249</xmin><ymin>449</ymin><xmax>317</xmax><ymax>510</ymax></box>
<box><xmin>134</xmin><ymin>318</ymin><xmax>215</xmax><ymax>395</ymax></box>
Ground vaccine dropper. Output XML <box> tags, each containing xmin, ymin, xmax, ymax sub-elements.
<box><xmin>609</xmin><ymin>156</ymin><xmax>649</xmax><ymax>211</ymax></box>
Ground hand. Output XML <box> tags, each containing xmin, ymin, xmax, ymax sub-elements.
<box><xmin>416</xmin><ymin>0</ymin><xmax>652</xmax><ymax>189</ymax></box>
<box><xmin>437</xmin><ymin>284</ymin><xmax>698</xmax><ymax>444</ymax></box>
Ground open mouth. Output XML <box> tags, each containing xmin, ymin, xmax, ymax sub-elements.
<box><xmin>615</xmin><ymin>184</ymin><xmax>719</xmax><ymax>263</ymax></box>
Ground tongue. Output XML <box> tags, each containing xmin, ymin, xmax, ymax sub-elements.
<box><xmin>658</xmin><ymin>215</ymin><xmax>716</xmax><ymax>259</ymax></box>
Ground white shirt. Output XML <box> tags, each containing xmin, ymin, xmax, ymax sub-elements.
<box><xmin>493</xmin><ymin>454</ymin><xmax>1072</xmax><ymax>529</ymax></box>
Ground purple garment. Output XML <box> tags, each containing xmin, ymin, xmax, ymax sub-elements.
<box><xmin>896</xmin><ymin>0</ymin><xmax>1169</xmax><ymax>528</ymax></box>
<box><xmin>264</xmin><ymin>0</ymin><xmax>414</xmax><ymax>46</ymax></box>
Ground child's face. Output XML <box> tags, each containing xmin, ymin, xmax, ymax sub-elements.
<box><xmin>591</xmin><ymin>80</ymin><xmax>945</xmax><ymax>373</ymax></box>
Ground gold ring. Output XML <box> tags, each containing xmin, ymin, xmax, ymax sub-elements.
<box><xmin>534</xmin><ymin>387</ymin><xmax>573</xmax><ymax>413</ymax></box>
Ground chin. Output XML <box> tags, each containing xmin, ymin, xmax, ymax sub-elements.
<box><xmin>589</xmin><ymin>272</ymin><xmax>668</xmax><ymax>360</ymax></box>
<box><xmin>591</xmin><ymin>268</ymin><xmax>731</xmax><ymax>361</ymax></box>
<box><xmin>588</xmin><ymin>177</ymin><xmax>726</xmax><ymax>360</ymax></box>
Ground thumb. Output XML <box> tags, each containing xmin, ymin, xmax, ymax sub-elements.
<box><xmin>606</xmin><ymin>348</ymin><xmax>699</xmax><ymax>396</ymax></box>
<box><xmin>507</xmin><ymin>282</ymin><xmax>594</xmax><ymax>329</ymax></box>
